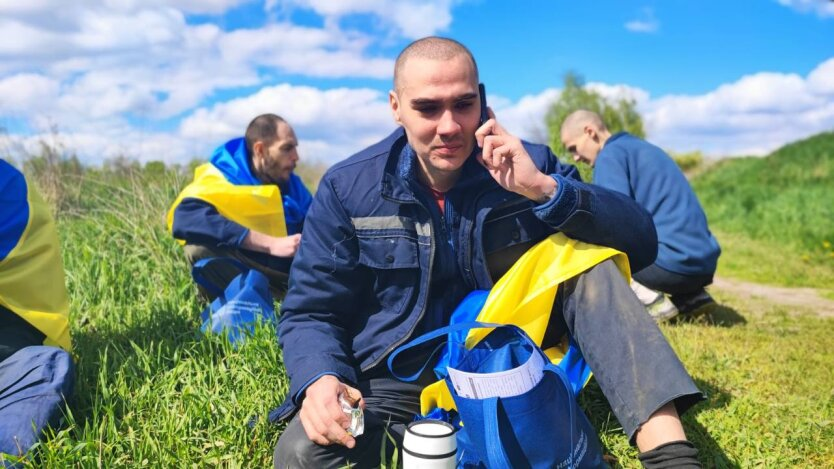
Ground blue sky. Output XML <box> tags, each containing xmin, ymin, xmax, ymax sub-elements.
<box><xmin>1</xmin><ymin>0</ymin><xmax>832</xmax><ymax>165</ymax></box>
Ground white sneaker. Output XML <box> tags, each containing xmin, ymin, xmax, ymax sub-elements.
<box><xmin>630</xmin><ymin>280</ymin><xmax>679</xmax><ymax>322</ymax></box>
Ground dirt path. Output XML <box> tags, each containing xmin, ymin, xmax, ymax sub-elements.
<box><xmin>712</xmin><ymin>277</ymin><xmax>834</xmax><ymax>317</ymax></box>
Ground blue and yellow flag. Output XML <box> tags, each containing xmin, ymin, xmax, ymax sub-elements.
<box><xmin>419</xmin><ymin>233</ymin><xmax>631</xmax><ymax>415</ymax></box>
<box><xmin>167</xmin><ymin>137</ymin><xmax>313</xmax><ymax>242</ymax></box>
<box><xmin>0</xmin><ymin>160</ymin><xmax>72</xmax><ymax>351</ymax></box>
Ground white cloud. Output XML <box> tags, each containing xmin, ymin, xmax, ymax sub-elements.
<box><xmin>218</xmin><ymin>23</ymin><xmax>393</xmax><ymax>78</ymax></box>
<box><xmin>625</xmin><ymin>7</ymin><xmax>659</xmax><ymax>33</ymax></box>
<box><xmin>492</xmin><ymin>89</ymin><xmax>561</xmax><ymax>144</ymax></box>
<box><xmin>484</xmin><ymin>56</ymin><xmax>834</xmax><ymax>158</ymax></box>
<box><xmin>273</xmin><ymin>0</ymin><xmax>454</xmax><ymax>38</ymax></box>
<box><xmin>643</xmin><ymin>59</ymin><xmax>834</xmax><ymax>156</ymax></box>
<box><xmin>179</xmin><ymin>83</ymin><xmax>396</xmax><ymax>163</ymax></box>
<box><xmin>586</xmin><ymin>82</ymin><xmax>650</xmax><ymax>106</ymax></box>
<box><xmin>777</xmin><ymin>0</ymin><xmax>834</xmax><ymax>17</ymax></box>
<box><xmin>807</xmin><ymin>57</ymin><xmax>834</xmax><ymax>94</ymax></box>
<box><xmin>0</xmin><ymin>74</ymin><xmax>61</xmax><ymax>114</ymax></box>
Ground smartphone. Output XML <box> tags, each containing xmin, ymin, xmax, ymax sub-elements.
<box><xmin>478</xmin><ymin>83</ymin><xmax>488</xmax><ymax>126</ymax></box>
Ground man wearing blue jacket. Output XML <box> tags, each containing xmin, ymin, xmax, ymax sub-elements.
<box><xmin>561</xmin><ymin>110</ymin><xmax>721</xmax><ymax>322</ymax></box>
<box><xmin>273</xmin><ymin>38</ymin><xmax>704</xmax><ymax>468</ymax></box>
<box><xmin>168</xmin><ymin>114</ymin><xmax>313</xmax><ymax>298</ymax></box>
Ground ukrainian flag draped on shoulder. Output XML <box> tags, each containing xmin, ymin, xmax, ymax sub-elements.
<box><xmin>167</xmin><ymin>138</ymin><xmax>312</xmax><ymax>242</ymax></box>
<box><xmin>419</xmin><ymin>232</ymin><xmax>631</xmax><ymax>415</ymax></box>
<box><xmin>0</xmin><ymin>160</ymin><xmax>72</xmax><ymax>351</ymax></box>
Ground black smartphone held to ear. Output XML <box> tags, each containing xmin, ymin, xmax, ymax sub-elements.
<box><xmin>478</xmin><ymin>83</ymin><xmax>488</xmax><ymax>126</ymax></box>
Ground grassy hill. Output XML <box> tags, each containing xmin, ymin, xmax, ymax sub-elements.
<box><xmin>692</xmin><ymin>132</ymin><xmax>834</xmax><ymax>291</ymax></box>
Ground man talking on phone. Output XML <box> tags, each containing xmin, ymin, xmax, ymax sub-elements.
<box><xmin>272</xmin><ymin>37</ymin><xmax>705</xmax><ymax>468</ymax></box>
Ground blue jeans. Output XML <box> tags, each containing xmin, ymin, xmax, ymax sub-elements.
<box><xmin>273</xmin><ymin>260</ymin><xmax>704</xmax><ymax>467</ymax></box>
<box><xmin>0</xmin><ymin>346</ymin><xmax>75</xmax><ymax>458</ymax></box>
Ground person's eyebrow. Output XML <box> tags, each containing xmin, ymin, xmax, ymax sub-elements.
<box><xmin>410</xmin><ymin>93</ymin><xmax>478</xmax><ymax>106</ymax></box>
<box><xmin>410</xmin><ymin>98</ymin><xmax>440</xmax><ymax>106</ymax></box>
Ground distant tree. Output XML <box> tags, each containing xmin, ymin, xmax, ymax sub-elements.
<box><xmin>545</xmin><ymin>72</ymin><xmax>646</xmax><ymax>160</ymax></box>
<box><xmin>143</xmin><ymin>160</ymin><xmax>167</xmax><ymax>178</ymax></box>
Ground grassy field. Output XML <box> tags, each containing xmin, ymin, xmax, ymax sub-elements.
<box><xmin>5</xmin><ymin>132</ymin><xmax>834</xmax><ymax>467</ymax></box>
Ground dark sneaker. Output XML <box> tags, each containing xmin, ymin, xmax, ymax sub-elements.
<box><xmin>671</xmin><ymin>290</ymin><xmax>716</xmax><ymax>319</ymax></box>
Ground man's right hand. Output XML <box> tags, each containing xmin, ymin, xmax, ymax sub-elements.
<box><xmin>299</xmin><ymin>375</ymin><xmax>365</xmax><ymax>448</ymax></box>
<box><xmin>242</xmin><ymin>231</ymin><xmax>301</xmax><ymax>257</ymax></box>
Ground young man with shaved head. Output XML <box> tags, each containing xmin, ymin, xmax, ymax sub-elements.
<box><xmin>561</xmin><ymin>110</ymin><xmax>721</xmax><ymax>322</ymax></box>
<box><xmin>272</xmin><ymin>38</ymin><xmax>705</xmax><ymax>468</ymax></box>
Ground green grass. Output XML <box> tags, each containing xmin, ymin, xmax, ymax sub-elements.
<box><xmin>692</xmin><ymin>132</ymin><xmax>834</xmax><ymax>288</ymax></box>
<box><xmin>5</xmin><ymin>148</ymin><xmax>834</xmax><ymax>467</ymax></box>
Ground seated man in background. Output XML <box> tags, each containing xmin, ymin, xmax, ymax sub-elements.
<box><xmin>561</xmin><ymin>110</ymin><xmax>721</xmax><ymax>321</ymax></box>
<box><xmin>0</xmin><ymin>159</ymin><xmax>75</xmax><ymax>463</ymax></box>
<box><xmin>168</xmin><ymin>114</ymin><xmax>313</xmax><ymax>299</ymax></box>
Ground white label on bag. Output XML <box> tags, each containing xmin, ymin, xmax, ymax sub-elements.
<box><xmin>447</xmin><ymin>350</ymin><xmax>544</xmax><ymax>399</ymax></box>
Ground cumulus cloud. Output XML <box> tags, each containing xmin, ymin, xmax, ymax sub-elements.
<box><xmin>643</xmin><ymin>59</ymin><xmax>834</xmax><ymax>156</ymax></box>
<box><xmin>180</xmin><ymin>83</ymin><xmax>396</xmax><ymax>163</ymax></box>
<box><xmin>491</xmin><ymin>89</ymin><xmax>561</xmax><ymax>144</ymax></box>
<box><xmin>482</xmin><ymin>57</ymin><xmax>834</xmax><ymax>158</ymax></box>
<box><xmin>0</xmin><ymin>74</ymin><xmax>61</xmax><ymax>114</ymax></box>
<box><xmin>273</xmin><ymin>0</ymin><xmax>455</xmax><ymax>38</ymax></box>
<box><xmin>625</xmin><ymin>7</ymin><xmax>659</xmax><ymax>33</ymax></box>
<box><xmin>776</xmin><ymin>0</ymin><xmax>834</xmax><ymax>17</ymax></box>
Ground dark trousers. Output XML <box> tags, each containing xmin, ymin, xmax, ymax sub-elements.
<box><xmin>273</xmin><ymin>260</ymin><xmax>704</xmax><ymax>467</ymax></box>
<box><xmin>633</xmin><ymin>263</ymin><xmax>714</xmax><ymax>304</ymax></box>
<box><xmin>183</xmin><ymin>244</ymin><xmax>292</xmax><ymax>301</ymax></box>
<box><xmin>274</xmin><ymin>374</ymin><xmax>433</xmax><ymax>469</ymax></box>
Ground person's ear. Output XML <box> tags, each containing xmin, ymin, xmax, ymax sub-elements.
<box><xmin>252</xmin><ymin>141</ymin><xmax>264</xmax><ymax>161</ymax></box>
<box><xmin>389</xmin><ymin>90</ymin><xmax>402</xmax><ymax>125</ymax></box>
<box><xmin>584</xmin><ymin>125</ymin><xmax>596</xmax><ymax>140</ymax></box>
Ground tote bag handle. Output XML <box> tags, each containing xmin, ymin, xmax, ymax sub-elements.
<box><xmin>387</xmin><ymin>321</ymin><xmax>515</xmax><ymax>382</ymax></box>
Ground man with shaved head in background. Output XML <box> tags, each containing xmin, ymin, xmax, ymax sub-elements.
<box><xmin>561</xmin><ymin>109</ymin><xmax>721</xmax><ymax>322</ymax></box>
<box><xmin>272</xmin><ymin>38</ymin><xmax>705</xmax><ymax>468</ymax></box>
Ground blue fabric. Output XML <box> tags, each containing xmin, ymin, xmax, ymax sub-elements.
<box><xmin>272</xmin><ymin>128</ymin><xmax>658</xmax><ymax>422</ymax></box>
<box><xmin>390</xmin><ymin>323</ymin><xmax>605</xmax><ymax>468</ymax></box>
<box><xmin>0</xmin><ymin>160</ymin><xmax>29</xmax><ymax>263</ymax></box>
<box><xmin>173</xmin><ymin>138</ymin><xmax>313</xmax><ymax>248</ymax></box>
<box><xmin>0</xmin><ymin>346</ymin><xmax>74</xmax><ymax>458</ymax></box>
<box><xmin>192</xmin><ymin>257</ymin><xmax>276</xmax><ymax>346</ymax></box>
<box><xmin>429</xmin><ymin>290</ymin><xmax>591</xmax><ymax>396</ymax></box>
<box><xmin>209</xmin><ymin>138</ymin><xmax>260</xmax><ymax>185</ymax></box>
<box><xmin>594</xmin><ymin>132</ymin><xmax>720</xmax><ymax>276</ymax></box>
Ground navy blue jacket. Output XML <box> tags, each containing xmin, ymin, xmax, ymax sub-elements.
<box><xmin>594</xmin><ymin>132</ymin><xmax>720</xmax><ymax>276</ymax></box>
<box><xmin>272</xmin><ymin>129</ymin><xmax>657</xmax><ymax>420</ymax></box>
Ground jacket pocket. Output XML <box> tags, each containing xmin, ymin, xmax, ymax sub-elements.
<box><xmin>357</xmin><ymin>235</ymin><xmax>420</xmax><ymax>270</ymax></box>
<box><xmin>356</xmin><ymin>235</ymin><xmax>421</xmax><ymax>316</ymax></box>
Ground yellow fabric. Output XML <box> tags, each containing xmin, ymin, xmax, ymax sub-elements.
<box><xmin>419</xmin><ymin>233</ymin><xmax>631</xmax><ymax>415</ymax></box>
<box><xmin>0</xmin><ymin>180</ymin><xmax>72</xmax><ymax>351</ymax></box>
<box><xmin>166</xmin><ymin>163</ymin><xmax>287</xmax><ymax>244</ymax></box>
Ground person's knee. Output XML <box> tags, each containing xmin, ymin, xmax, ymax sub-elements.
<box><xmin>183</xmin><ymin>244</ymin><xmax>217</xmax><ymax>265</ymax></box>
<box><xmin>563</xmin><ymin>259</ymin><xmax>644</xmax><ymax>324</ymax></box>
<box><xmin>273</xmin><ymin>426</ymin><xmax>323</xmax><ymax>469</ymax></box>
<box><xmin>0</xmin><ymin>346</ymin><xmax>74</xmax><ymax>456</ymax></box>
